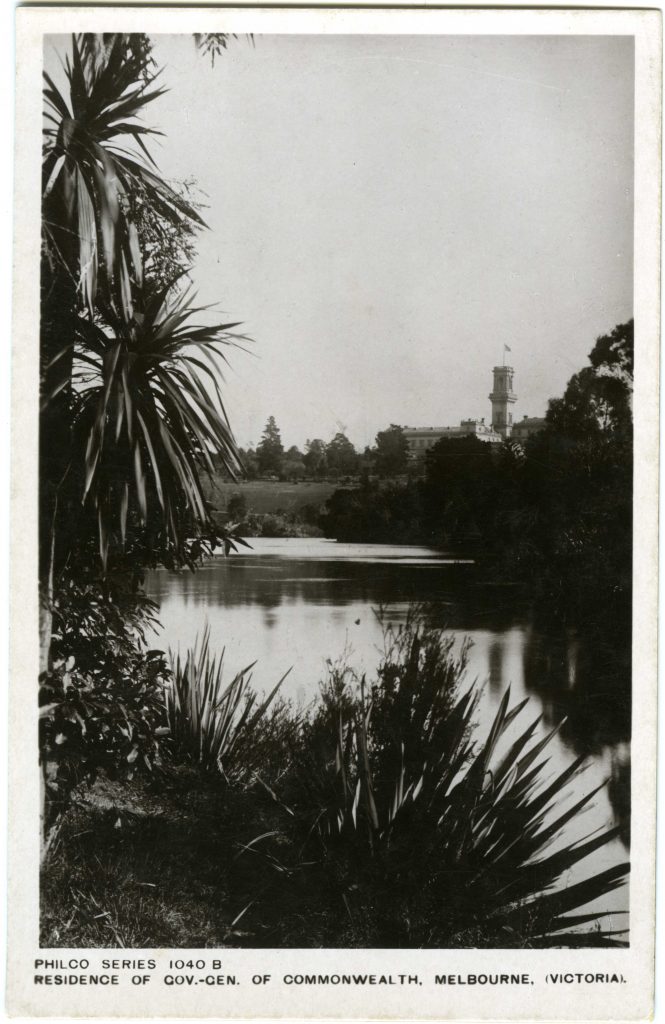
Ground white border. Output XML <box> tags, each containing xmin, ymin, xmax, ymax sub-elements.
<box><xmin>7</xmin><ymin>7</ymin><xmax>661</xmax><ymax>1020</ymax></box>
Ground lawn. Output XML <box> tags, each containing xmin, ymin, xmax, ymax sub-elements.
<box><xmin>205</xmin><ymin>479</ymin><xmax>338</xmax><ymax>515</ymax></box>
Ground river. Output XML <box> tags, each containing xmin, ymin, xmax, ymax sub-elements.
<box><xmin>145</xmin><ymin>536</ymin><xmax>631</xmax><ymax>926</ymax></box>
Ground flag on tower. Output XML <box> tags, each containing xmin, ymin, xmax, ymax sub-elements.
<box><xmin>504</xmin><ymin>344</ymin><xmax>512</xmax><ymax>352</ymax></box>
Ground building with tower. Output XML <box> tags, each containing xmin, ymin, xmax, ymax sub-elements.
<box><xmin>403</xmin><ymin>362</ymin><xmax>545</xmax><ymax>461</ymax></box>
<box><xmin>489</xmin><ymin>365</ymin><xmax>517</xmax><ymax>438</ymax></box>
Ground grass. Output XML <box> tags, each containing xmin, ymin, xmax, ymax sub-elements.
<box><xmin>205</xmin><ymin>478</ymin><xmax>337</xmax><ymax>515</ymax></box>
<box><xmin>41</xmin><ymin>617</ymin><xmax>629</xmax><ymax>949</ymax></box>
<box><xmin>41</xmin><ymin>771</ymin><xmax>280</xmax><ymax>948</ymax></box>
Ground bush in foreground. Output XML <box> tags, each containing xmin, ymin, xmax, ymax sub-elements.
<box><xmin>164</xmin><ymin>625</ymin><xmax>288</xmax><ymax>778</ymax></box>
<box><xmin>251</xmin><ymin>618</ymin><xmax>628</xmax><ymax>947</ymax></box>
<box><xmin>41</xmin><ymin>617</ymin><xmax>629</xmax><ymax>948</ymax></box>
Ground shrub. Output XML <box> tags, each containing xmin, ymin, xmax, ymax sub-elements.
<box><xmin>266</xmin><ymin>617</ymin><xmax>629</xmax><ymax>947</ymax></box>
<box><xmin>226</xmin><ymin>493</ymin><xmax>248</xmax><ymax>522</ymax></box>
<box><xmin>39</xmin><ymin>577</ymin><xmax>168</xmax><ymax>837</ymax></box>
<box><xmin>40</xmin><ymin>614</ymin><xmax>630</xmax><ymax>949</ymax></box>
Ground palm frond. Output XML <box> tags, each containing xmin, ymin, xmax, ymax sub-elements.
<box><xmin>43</xmin><ymin>33</ymin><xmax>204</xmax><ymax>313</ymax></box>
<box><xmin>69</xmin><ymin>279</ymin><xmax>244</xmax><ymax>565</ymax></box>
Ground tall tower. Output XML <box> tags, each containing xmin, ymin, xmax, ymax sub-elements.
<box><xmin>489</xmin><ymin>365</ymin><xmax>517</xmax><ymax>438</ymax></box>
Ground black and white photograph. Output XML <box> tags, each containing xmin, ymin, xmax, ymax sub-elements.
<box><xmin>7</xmin><ymin>5</ymin><xmax>660</xmax><ymax>1019</ymax></box>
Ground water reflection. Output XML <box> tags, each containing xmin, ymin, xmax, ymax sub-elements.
<box><xmin>519</xmin><ymin>627</ymin><xmax>631</xmax><ymax>756</ymax></box>
<box><xmin>608</xmin><ymin>744</ymin><xmax>631</xmax><ymax>846</ymax></box>
<box><xmin>487</xmin><ymin>639</ymin><xmax>504</xmax><ymax>692</ymax></box>
<box><xmin>146</xmin><ymin>537</ymin><xmax>631</xmax><ymax>867</ymax></box>
<box><xmin>152</xmin><ymin>546</ymin><xmax>473</xmax><ymax>612</ymax></box>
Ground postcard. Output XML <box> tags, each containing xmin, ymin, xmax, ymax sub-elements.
<box><xmin>7</xmin><ymin>5</ymin><xmax>660</xmax><ymax>1018</ymax></box>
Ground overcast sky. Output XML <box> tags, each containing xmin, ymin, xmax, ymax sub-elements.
<box><xmin>49</xmin><ymin>33</ymin><xmax>634</xmax><ymax>450</ymax></box>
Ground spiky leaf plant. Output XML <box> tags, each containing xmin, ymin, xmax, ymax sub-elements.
<box><xmin>284</xmin><ymin>620</ymin><xmax>629</xmax><ymax>947</ymax></box>
<box><xmin>165</xmin><ymin>627</ymin><xmax>286</xmax><ymax>777</ymax></box>
<box><xmin>55</xmin><ymin>279</ymin><xmax>247</xmax><ymax>566</ymax></box>
<box><xmin>40</xmin><ymin>32</ymin><xmax>232</xmax><ymax>665</ymax></box>
<box><xmin>43</xmin><ymin>33</ymin><xmax>204</xmax><ymax>315</ymax></box>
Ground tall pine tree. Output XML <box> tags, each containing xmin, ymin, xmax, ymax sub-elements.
<box><xmin>257</xmin><ymin>416</ymin><xmax>284</xmax><ymax>475</ymax></box>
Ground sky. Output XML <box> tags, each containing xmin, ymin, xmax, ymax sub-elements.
<box><xmin>48</xmin><ymin>33</ymin><xmax>634</xmax><ymax>451</ymax></box>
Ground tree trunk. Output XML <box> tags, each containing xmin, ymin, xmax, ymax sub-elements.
<box><xmin>39</xmin><ymin>594</ymin><xmax>52</xmax><ymax>677</ymax></box>
<box><xmin>39</xmin><ymin>179</ymin><xmax>79</xmax><ymax>863</ymax></box>
<box><xmin>38</xmin><ymin>475</ymin><xmax>59</xmax><ymax>862</ymax></box>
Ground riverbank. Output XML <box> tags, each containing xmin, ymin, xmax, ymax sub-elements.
<box><xmin>146</xmin><ymin>538</ymin><xmax>631</xmax><ymax>752</ymax></box>
<box><xmin>41</xmin><ymin>769</ymin><xmax>289</xmax><ymax>948</ymax></box>
<box><xmin>41</xmin><ymin>617</ymin><xmax>629</xmax><ymax>949</ymax></box>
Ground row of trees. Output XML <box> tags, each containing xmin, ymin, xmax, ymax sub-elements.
<box><xmin>323</xmin><ymin>320</ymin><xmax>634</xmax><ymax>634</ymax></box>
<box><xmin>237</xmin><ymin>418</ymin><xmax>410</xmax><ymax>480</ymax></box>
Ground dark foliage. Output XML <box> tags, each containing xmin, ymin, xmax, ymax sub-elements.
<box><xmin>374</xmin><ymin>424</ymin><xmax>410</xmax><ymax>477</ymax></box>
<box><xmin>263</xmin><ymin>620</ymin><xmax>628</xmax><ymax>947</ymax></box>
<box><xmin>41</xmin><ymin>618</ymin><xmax>628</xmax><ymax>948</ymax></box>
<box><xmin>321</xmin><ymin>478</ymin><xmax>424</xmax><ymax>543</ymax></box>
<box><xmin>321</xmin><ymin>320</ymin><xmax>633</xmax><ymax>638</ymax></box>
<box><xmin>303</xmin><ymin>438</ymin><xmax>328</xmax><ymax>478</ymax></box>
<box><xmin>256</xmin><ymin>416</ymin><xmax>284</xmax><ymax>476</ymax></box>
<box><xmin>325</xmin><ymin>432</ymin><xmax>360</xmax><ymax>478</ymax></box>
<box><xmin>40</xmin><ymin>33</ymin><xmax>245</xmax><ymax>584</ymax></box>
<box><xmin>126</xmin><ymin>176</ymin><xmax>204</xmax><ymax>296</ymax></box>
<box><xmin>39</xmin><ymin>575</ymin><xmax>168</xmax><ymax>831</ymax></box>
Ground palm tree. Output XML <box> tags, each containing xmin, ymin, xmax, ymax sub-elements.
<box><xmin>40</xmin><ymin>33</ymin><xmax>242</xmax><ymax>669</ymax></box>
<box><xmin>39</xmin><ymin>32</ymin><xmax>248</xmax><ymax>857</ymax></box>
<box><xmin>42</xmin><ymin>33</ymin><xmax>203</xmax><ymax>314</ymax></box>
<box><xmin>71</xmin><ymin>279</ymin><xmax>245</xmax><ymax>568</ymax></box>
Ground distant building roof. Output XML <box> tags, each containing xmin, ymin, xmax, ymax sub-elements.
<box><xmin>404</xmin><ymin>365</ymin><xmax>543</xmax><ymax>448</ymax></box>
<box><xmin>404</xmin><ymin>420</ymin><xmax>503</xmax><ymax>456</ymax></box>
<box><xmin>404</xmin><ymin>426</ymin><xmax>461</xmax><ymax>434</ymax></box>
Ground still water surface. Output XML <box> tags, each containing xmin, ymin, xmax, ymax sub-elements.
<box><xmin>146</xmin><ymin>537</ymin><xmax>630</xmax><ymax>925</ymax></box>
